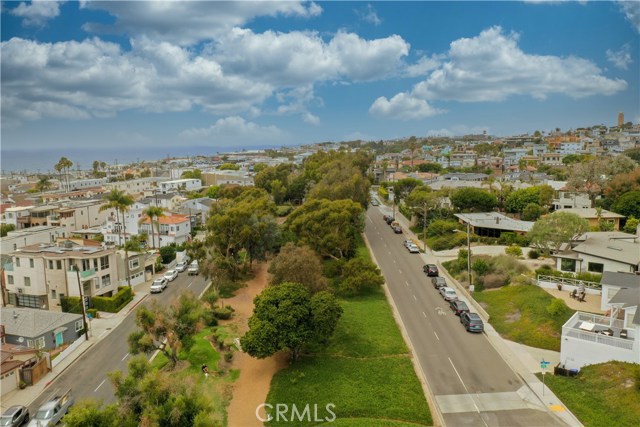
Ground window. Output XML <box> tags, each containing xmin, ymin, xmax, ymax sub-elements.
<box><xmin>101</xmin><ymin>275</ymin><xmax>111</xmax><ymax>288</ymax></box>
<box><xmin>94</xmin><ymin>278</ymin><xmax>100</xmax><ymax>290</ymax></box>
<box><xmin>51</xmin><ymin>290</ymin><xmax>57</xmax><ymax>299</ymax></box>
<box><xmin>24</xmin><ymin>277</ymin><xmax>31</xmax><ymax>287</ymax></box>
<box><xmin>588</xmin><ymin>262</ymin><xmax>604</xmax><ymax>273</ymax></box>
<box><xmin>29</xmin><ymin>258</ymin><xmax>34</xmax><ymax>268</ymax></box>
<box><xmin>560</xmin><ymin>258</ymin><xmax>576</xmax><ymax>272</ymax></box>
<box><xmin>129</xmin><ymin>258</ymin><xmax>140</xmax><ymax>269</ymax></box>
<box><xmin>27</xmin><ymin>337</ymin><xmax>46</xmax><ymax>349</ymax></box>
<box><xmin>75</xmin><ymin>320</ymin><xmax>83</xmax><ymax>332</ymax></box>
<box><xmin>100</xmin><ymin>256</ymin><xmax>109</xmax><ymax>270</ymax></box>
<box><xmin>49</xmin><ymin>260</ymin><xmax>54</xmax><ymax>269</ymax></box>
<box><xmin>82</xmin><ymin>259</ymin><xmax>92</xmax><ymax>271</ymax></box>
<box><xmin>7</xmin><ymin>275</ymin><xmax>14</xmax><ymax>285</ymax></box>
<box><xmin>57</xmin><ymin>260</ymin><xmax>62</xmax><ymax>270</ymax></box>
<box><xmin>15</xmin><ymin>257</ymin><xmax>20</xmax><ymax>267</ymax></box>
<box><xmin>93</xmin><ymin>259</ymin><xmax>98</xmax><ymax>270</ymax></box>
<box><xmin>17</xmin><ymin>294</ymin><xmax>40</xmax><ymax>308</ymax></box>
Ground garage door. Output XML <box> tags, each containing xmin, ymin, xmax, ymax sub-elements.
<box><xmin>0</xmin><ymin>370</ymin><xmax>18</xmax><ymax>395</ymax></box>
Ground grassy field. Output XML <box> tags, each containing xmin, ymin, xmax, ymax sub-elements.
<box><xmin>265</xmin><ymin>288</ymin><xmax>432</xmax><ymax>426</ymax></box>
<box><xmin>473</xmin><ymin>284</ymin><xmax>574</xmax><ymax>351</ymax></box>
<box><xmin>538</xmin><ymin>361</ymin><xmax>640</xmax><ymax>427</ymax></box>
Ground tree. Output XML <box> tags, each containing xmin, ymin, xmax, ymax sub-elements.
<box><xmin>521</xmin><ymin>203</ymin><xmax>546</xmax><ymax>221</ymax></box>
<box><xmin>0</xmin><ymin>224</ymin><xmax>16</xmax><ymax>237</ymax></box>
<box><xmin>416</xmin><ymin>163</ymin><xmax>443</xmax><ymax>173</ymax></box>
<box><xmin>35</xmin><ymin>175</ymin><xmax>52</xmax><ymax>192</ymax></box>
<box><xmin>54</xmin><ymin>156</ymin><xmax>73</xmax><ymax>191</ymax></box>
<box><xmin>622</xmin><ymin>147</ymin><xmax>640</xmax><ymax>164</ymax></box>
<box><xmin>336</xmin><ymin>257</ymin><xmax>385</xmax><ymax>296</ymax></box>
<box><xmin>100</xmin><ymin>189</ymin><xmax>134</xmax><ymax>286</ymax></box>
<box><xmin>268</xmin><ymin>243</ymin><xmax>328</xmax><ymax>293</ymax></box>
<box><xmin>604</xmin><ymin>168</ymin><xmax>640</xmax><ymax>201</ymax></box>
<box><xmin>128</xmin><ymin>292</ymin><xmax>205</xmax><ymax>368</ymax></box>
<box><xmin>240</xmin><ymin>282</ymin><xmax>342</xmax><ymax>362</ymax></box>
<box><xmin>63</xmin><ymin>401</ymin><xmax>119</xmax><ymax>427</ymax></box>
<box><xmin>218</xmin><ymin>163</ymin><xmax>240</xmax><ymax>170</ymax></box>
<box><xmin>307</xmin><ymin>158</ymin><xmax>370</xmax><ymax>208</ymax></box>
<box><xmin>505</xmin><ymin>185</ymin><xmax>554</xmax><ymax>214</ymax></box>
<box><xmin>206</xmin><ymin>185</ymin><xmax>221</xmax><ymax>199</ymax></box>
<box><xmin>611</xmin><ymin>191</ymin><xmax>640</xmax><ymax>220</ymax></box>
<box><xmin>623</xmin><ymin>216</ymin><xmax>639</xmax><ymax>234</ymax></box>
<box><xmin>450</xmin><ymin>188</ymin><xmax>497</xmax><ymax>212</ymax></box>
<box><xmin>181</xmin><ymin>169</ymin><xmax>202</xmax><ymax>180</ymax></box>
<box><xmin>566</xmin><ymin>155</ymin><xmax>637</xmax><ymax>205</ymax></box>
<box><xmin>393</xmin><ymin>178</ymin><xmax>424</xmax><ymax>201</ymax></box>
<box><xmin>407</xmin><ymin>136</ymin><xmax>419</xmax><ymax>170</ymax></box>
<box><xmin>528</xmin><ymin>212</ymin><xmax>589</xmax><ymax>255</ymax></box>
<box><xmin>285</xmin><ymin>199</ymin><xmax>364</xmax><ymax>260</ymax></box>
<box><xmin>140</xmin><ymin>206</ymin><xmax>165</xmax><ymax>249</ymax></box>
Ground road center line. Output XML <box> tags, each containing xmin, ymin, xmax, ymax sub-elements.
<box><xmin>398</xmin><ymin>269</ymin><xmax>402</xmax><ymax>274</ymax></box>
<box><xmin>121</xmin><ymin>352</ymin><xmax>129</xmax><ymax>361</ymax></box>
<box><xmin>433</xmin><ymin>331</ymin><xmax>440</xmax><ymax>340</ymax></box>
<box><xmin>94</xmin><ymin>379</ymin><xmax>106</xmax><ymax>393</ymax></box>
<box><xmin>187</xmin><ymin>281</ymin><xmax>193</xmax><ymax>288</ymax></box>
<box><xmin>405</xmin><ymin>281</ymin><xmax>410</xmax><ymax>287</ymax></box>
<box><xmin>448</xmin><ymin>357</ymin><xmax>483</xmax><ymax>415</ymax></box>
<box><xmin>422</xmin><ymin>311</ymin><xmax>426</xmax><ymax>318</ymax></box>
<box><xmin>413</xmin><ymin>294</ymin><xmax>417</xmax><ymax>301</ymax></box>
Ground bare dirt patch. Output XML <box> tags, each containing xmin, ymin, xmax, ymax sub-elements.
<box><xmin>226</xmin><ymin>263</ymin><xmax>288</xmax><ymax>427</ymax></box>
<box><xmin>505</xmin><ymin>310</ymin><xmax>522</xmax><ymax>323</ymax></box>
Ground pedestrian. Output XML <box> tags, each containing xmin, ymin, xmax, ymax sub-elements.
<box><xmin>577</xmin><ymin>281</ymin><xmax>585</xmax><ymax>294</ymax></box>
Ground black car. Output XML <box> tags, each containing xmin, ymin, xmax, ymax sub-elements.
<box><xmin>392</xmin><ymin>226</ymin><xmax>402</xmax><ymax>234</ymax></box>
<box><xmin>460</xmin><ymin>312</ymin><xmax>484</xmax><ymax>332</ymax></box>
<box><xmin>385</xmin><ymin>216</ymin><xmax>395</xmax><ymax>225</ymax></box>
<box><xmin>431</xmin><ymin>277</ymin><xmax>447</xmax><ymax>289</ymax></box>
<box><xmin>1</xmin><ymin>405</ymin><xmax>29</xmax><ymax>427</ymax></box>
<box><xmin>383</xmin><ymin>214</ymin><xmax>391</xmax><ymax>221</ymax></box>
<box><xmin>449</xmin><ymin>300</ymin><xmax>470</xmax><ymax>316</ymax></box>
<box><xmin>423</xmin><ymin>264</ymin><xmax>439</xmax><ymax>276</ymax></box>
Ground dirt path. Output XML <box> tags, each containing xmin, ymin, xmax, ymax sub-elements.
<box><xmin>226</xmin><ymin>263</ymin><xmax>288</xmax><ymax>427</ymax></box>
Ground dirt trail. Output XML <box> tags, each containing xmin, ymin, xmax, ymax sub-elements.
<box><xmin>226</xmin><ymin>263</ymin><xmax>288</xmax><ymax>427</ymax></box>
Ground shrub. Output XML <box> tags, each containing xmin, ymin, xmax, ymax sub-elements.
<box><xmin>87</xmin><ymin>308</ymin><xmax>99</xmax><ymax>319</ymax></box>
<box><xmin>483</xmin><ymin>273</ymin><xmax>509</xmax><ymax>289</ymax></box>
<box><xmin>472</xmin><ymin>259</ymin><xmax>490</xmax><ymax>276</ymax></box>
<box><xmin>60</xmin><ymin>296</ymin><xmax>83</xmax><ymax>314</ymax></box>
<box><xmin>276</xmin><ymin>205</ymin><xmax>294</xmax><ymax>217</ymax></box>
<box><xmin>498</xmin><ymin>232</ymin><xmax>518</xmax><ymax>246</ymax></box>
<box><xmin>505</xmin><ymin>245</ymin><xmax>523</xmax><ymax>258</ymax></box>
<box><xmin>492</xmin><ymin>255</ymin><xmax>528</xmax><ymax>277</ymax></box>
<box><xmin>528</xmin><ymin>249</ymin><xmax>540</xmax><ymax>259</ymax></box>
<box><xmin>546</xmin><ymin>298</ymin><xmax>568</xmax><ymax>317</ymax></box>
<box><xmin>212</xmin><ymin>305</ymin><xmax>235</xmax><ymax>320</ymax></box>
<box><xmin>224</xmin><ymin>351</ymin><xmax>234</xmax><ymax>363</ymax></box>
<box><xmin>428</xmin><ymin>232</ymin><xmax>467</xmax><ymax>251</ymax></box>
<box><xmin>159</xmin><ymin>245</ymin><xmax>177</xmax><ymax>264</ymax></box>
<box><xmin>92</xmin><ymin>286</ymin><xmax>133</xmax><ymax>313</ymax></box>
<box><xmin>378</xmin><ymin>186</ymin><xmax>389</xmax><ymax>201</ymax></box>
<box><xmin>426</xmin><ymin>219</ymin><xmax>459</xmax><ymax>238</ymax></box>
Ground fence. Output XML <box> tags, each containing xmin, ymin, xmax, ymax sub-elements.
<box><xmin>537</xmin><ymin>274</ymin><xmax>601</xmax><ymax>294</ymax></box>
<box><xmin>52</xmin><ymin>336</ymin><xmax>86</xmax><ymax>368</ymax></box>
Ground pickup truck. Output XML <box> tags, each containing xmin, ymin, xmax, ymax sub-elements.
<box><xmin>28</xmin><ymin>389</ymin><xmax>74</xmax><ymax>427</ymax></box>
<box><xmin>187</xmin><ymin>260</ymin><xmax>199</xmax><ymax>276</ymax></box>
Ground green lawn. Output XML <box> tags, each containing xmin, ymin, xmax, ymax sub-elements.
<box><xmin>538</xmin><ymin>361</ymin><xmax>640</xmax><ymax>427</ymax></box>
<box><xmin>473</xmin><ymin>284</ymin><xmax>574</xmax><ymax>351</ymax></box>
<box><xmin>266</xmin><ymin>290</ymin><xmax>432</xmax><ymax>427</ymax></box>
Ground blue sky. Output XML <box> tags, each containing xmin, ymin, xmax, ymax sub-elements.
<box><xmin>1</xmin><ymin>1</ymin><xmax>639</xmax><ymax>171</ymax></box>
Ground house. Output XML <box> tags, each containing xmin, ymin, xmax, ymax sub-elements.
<box><xmin>63</xmin><ymin>178</ymin><xmax>108</xmax><ymax>192</ymax></box>
<box><xmin>554</xmin><ymin>232</ymin><xmax>640</xmax><ymax>274</ymax></box>
<box><xmin>557</xmin><ymin>141</ymin><xmax>583</xmax><ymax>155</ymax></box>
<box><xmin>159</xmin><ymin>179</ymin><xmax>202</xmax><ymax>194</ymax></box>
<box><xmin>552</xmin><ymin>190</ymin><xmax>592</xmax><ymax>210</ymax></box>
<box><xmin>555</xmin><ymin>208</ymin><xmax>624</xmax><ymax>231</ymax></box>
<box><xmin>560</xmin><ymin>274</ymin><xmax>639</xmax><ymax>370</ymax></box>
<box><xmin>116</xmin><ymin>249</ymin><xmax>159</xmax><ymax>287</ymax></box>
<box><xmin>1</xmin><ymin>308</ymin><xmax>84</xmax><ymax>350</ymax></box>
<box><xmin>541</xmin><ymin>153</ymin><xmax>564</xmax><ymax>166</ymax></box>
<box><xmin>138</xmin><ymin>213</ymin><xmax>191</xmax><ymax>247</ymax></box>
<box><xmin>0</xmin><ymin>341</ymin><xmax>44</xmax><ymax>395</ymax></box>
<box><xmin>454</xmin><ymin>212</ymin><xmax>534</xmax><ymax>237</ymax></box>
<box><xmin>5</xmin><ymin>241</ymin><xmax>119</xmax><ymax>311</ymax></box>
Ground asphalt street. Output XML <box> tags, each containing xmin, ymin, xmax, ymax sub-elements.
<box><xmin>28</xmin><ymin>272</ymin><xmax>209</xmax><ymax>412</ymax></box>
<box><xmin>365</xmin><ymin>207</ymin><xmax>567</xmax><ymax>427</ymax></box>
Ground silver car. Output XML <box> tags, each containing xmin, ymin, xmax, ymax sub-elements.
<box><xmin>439</xmin><ymin>286</ymin><xmax>458</xmax><ymax>301</ymax></box>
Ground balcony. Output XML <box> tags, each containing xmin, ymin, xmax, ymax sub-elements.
<box><xmin>67</xmin><ymin>268</ymin><xmax>96</xmax><ymax>280</ymax></box>
<box><xmin>562</xmin><ymin>312</ymin><xmax>634</xmax><ymax>350</ymax></box>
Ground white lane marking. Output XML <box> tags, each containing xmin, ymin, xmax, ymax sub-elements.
<box><xmin>434</xmin><ymin>331</ymin><xmax>440</xmax><ymax>341</ymax></box>
<box><xmin>448</xmin><ymin>357</ymin><xmax>484</xmax><ymax>418</ymax></box>
<box><xmin>94</xmin><ymin>379</ymin><xmax>106</xmax><ymax>393</ymax></box>
<box><xmin>405</xmin><ymin>281</ymin><xmax>410</xmax><ymax>287</ymax></box>
<box><xmin>121</xmin><ymin>352</ymin><xmax>129</xmax><ymax>361</ymax></box>
<box><xmin>187</xmin><ymin>281</ymin><xmax>193</xmax><ymax>288</ymax></box>
<box><xmin>422</xmin><ymin>311</ymin><xmax>427</xmax><ymax>318</ymax></box>
<box><xmin>398</xmin><ymin>269</ymin><xmax>402</xmax><ymax>274</ymax></box>
<box><xmin>413</xmin><ymin>294</ymin><xmax>417</xmax><ymax>301</ymax></box>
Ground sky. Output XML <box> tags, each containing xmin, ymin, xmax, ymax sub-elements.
<box><xmin>1</xmin><ymin>1</ymin><xmax>639</xmax><ymax>172</ymax></box>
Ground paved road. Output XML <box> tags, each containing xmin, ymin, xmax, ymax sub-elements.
<box><xmin>28</xmin><ymin>272</ymin><xmax>209</xmax><ymax>412</ymax></box>
<box><xmin>365</xmin><ymin>208</ymin><xmax>566</xmax><ymax>427</ymax></box>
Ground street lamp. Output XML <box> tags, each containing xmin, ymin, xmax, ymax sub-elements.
<box><xmin>73</xmin><ymin>265</ymin><xmax>90</xmax><ymax>341</ymax></box>
<box><xmin>453</xmin><ymin>222</ymin><xmax>473</xmax><ymax>292</ymax></box>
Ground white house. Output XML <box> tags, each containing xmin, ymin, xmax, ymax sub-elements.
<box><xmin>560</xmin><ymin>273</ymin><xmax>639</xmax><ymax>370</ymax></box>
<box><xmin>159</xmin><ymin>179</ymin><xmax>202</xmax><ymax>194</ymax></box>
<box><xmin>554</xmin><ymin>232</ymin><xmax>640</xmax><ymax>274</ymax></box>
<box><xmin>138</xmin><ymin>214</ymin><xmax>191</xmax><ymax>248</ymax></box>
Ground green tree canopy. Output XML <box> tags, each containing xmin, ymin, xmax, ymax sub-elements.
<box><xmin>566</xmin><ymin>155</ymin><xmax>637</xmax><ymax>204</ymax></box>
<box><xmin>336</xmin><ymin>257</ymin><xmax>385</xmax><ymax>296</ymax></box>
<box><xmin>505</xmin><ymin>185</ymin><xmax>554</xmax><ymax>214</ymax></box>
<box><xmin>450</xmin><ymin>188</ymin><xmax>497</xmax><ymax>212</ymax></box>
<box><xmin>285</xmin><ymin>199</ymin><xmax>364</xmax><ymax>260</ymax></box>
<box><xmin>416</xmin><ymin>163</ymin><xmax>443</xmax><ymax>173</ymax></box>
<box><xmin>611</xmin><ymin>191</ymin><xmax>640</xmax><ymax>219</ymax></box>
<box><xmin>218</xmin><ymin>163</ymin><xmax>240</xmax><ymax>170</ymax></box>
<box><xmin>181</xmin><ymin>169</ymin><xmax>202</xmax><ymax>180</ymax></box>
<box><xmin>393</xmin><ymin>178</ymin><xmax>424</xmax><ymax>200</ymax></box>
<box><xmin>307</xmin><ymin>158</ymin><xmax>370</xmax><ymax>208</ymax></box>
<box><xmin>268</xmin><ymin>243</ymin><xmax>328</xmax><ymax>293</ymax></box>
<box><xmin>240</xmin><ymin>282</ymin><xmax>342</xmax><ymax>362</ymax></box>
<box><xmin>528</xmin><ymin>212</ymin><xmax>589</xmax><ymax>255</ymax></box>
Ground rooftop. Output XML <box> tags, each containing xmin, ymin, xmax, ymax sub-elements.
<box><xmin>572</xmin><ymin>235</ymin><xmax>640</xmax><ymax>266</ymax></box>
<box><xmin>555</xmin><ymin>208</ymin><xmax>625</xmax><ymax>219</ymax></box>
<box><xmin>601</xmin><ymin>271</ymin><xmax>640</xmax><ymax>289</ymax></box>
<box><xmin>1</xmin><ymin>307</ymin><xmax>82</xmax><ymax>338</ymax></box>
<box><xmin>454</xmin><ymin>212</ymin><xmax>534</xmax><ymax>233</ymax></box>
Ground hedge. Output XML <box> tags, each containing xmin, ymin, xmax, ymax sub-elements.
<box><xmin>61</xmin><ymin>296</ymin><xmax>83</xmax><ymax>314</ymax></box>
<box><xmin>92</xmin><ymin>286</ymin><xmax>134</xmax><ymax>313</ymax></box>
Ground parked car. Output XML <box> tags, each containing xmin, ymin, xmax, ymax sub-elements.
<box><xmin>150</xmin><ymin>278</ymin><xmax>168</xmax><ymax>293</ymax></box>
<box><xmin>403</xmin><ymin>239</ymin><xmax>413</xmax><ymax>248</ymax></box>
<box><xmin>385</xmin><ymin>216</ymin><xmax>395</xmax><ymax>225</ymax></box>
<box><xmin>163</xmin><ymin>269</ymin><xmax>178</xmax><ymax>282</ymax></box>
<box><xmin>1</xmin><ymin>405</ymin><xmax>29</xmax><ymax>427</ymax></box>
<box><xmin>407</xmin><ymin>244</ymin><xmax>420</xmax><ymax>253</ymax></box>
<box><xmin>431</xmin><ymin>277</ymin><xmax>447</xmax><ymax>289</ymax></box>
<box><xmin>188</xmin><ymin>260</ymin><xmax>199</xmax><ymax>276</ymax></box>
<box><xmin>392</xmin><ymin>225</ymin><xmax>403</xmax><ymax>234</ymax></box>
<box><xmin>422</xmin><ymin>264</ymin><xmax>439</xmax><ymax>276</ymax></box>
<box><xmin>28</xmin><ymin>389</ymin><xmax>74</xmax><ymax>427</ymax></box>
<box><xmin>449</xmin><ymin>300</ymin><xmax>470</xmax><ymax>316</ymax></box>
<box><xmin>383</xmin><ymin>214</ymin><xmax>391</xmax><ymax>222</ymax></box>
<box><xmin>175</xmin><ymin>261</ymin><xmax>188</xmax><ymax>272</ymax></box>
<box><xmin>460</xmin><ymin>312</ymin><xmax>485</xmax><ymax>332</ymax></box>
<box><xmin>439</xmin><ymin>286</ymin><xmax>458</xmax><ymax>301</ymax></box>
<box><xmin>371</xmin><ymin>199</ymin><xmax>379</xmax><ymax>206</ymax></box>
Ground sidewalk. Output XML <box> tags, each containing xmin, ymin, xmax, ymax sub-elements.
<box><xmin>379</xmin><ymin>205</ymin><xmax>583</xmax><ymax>427</ymax></box>
<box><xmin>0</xmin><ymin>281</ymin><xmax>150</xmax><ymax>412</ymax></box>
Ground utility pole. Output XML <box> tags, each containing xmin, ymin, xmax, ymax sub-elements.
<box><xmin>73</xmin><ymin>265</ymin><xmax>90</xmax><ymax>340</ymax></box>
<box><xmin>467</xmin><ymin>221</ymin><xmax>473</xmax><ymax>291</ymax></box>
<box><xmin>423</xmin><ymin>202</ymin><xmax>428</xmax><ymax>252</ymax></box>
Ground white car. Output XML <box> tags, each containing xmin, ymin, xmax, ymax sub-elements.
<box><xmin>175</xmin><ymin>261</ymin><xmax>188</xmax><ymax>272</ymax></box>
<box><xmin>164</xmin><ymin>269</ymin><xmax>178</xmax><ymax>282</ymax></box>
<box><xmin>407</xmin><ymin>244</ymin><xmax>420</xmax><ymax>253</ymax></box>
<box><xmin>150</xmin><ymin>278</ymin><xmax>168</xmax><ymax>293</ymax></box>
<box><xmin>403</xmin><ymin>239</ymin><xmax>413</xmax><ymax>248</ymax></box>
<box><xmin>439</xmin><ymin>286</ymin><xmax>458</xmax><ymax>301</ymax></box>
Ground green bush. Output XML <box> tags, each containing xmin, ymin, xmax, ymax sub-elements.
<box><xmin>378</xmin><ymin>186</ymin><xmax>389</xmax><ymax>201</ymax></box>
<box><xmin>472</xmin><ymin>259</ymin><xmax>490</xmax><ymax>276</ymax></box>
<box><xmin>159</xmin><ymin>245</ymin><xmax>177</xmax><ymax>264</ymax></box>
<box><xmin>547</xmin><ymin>298</ymin><xmax>568</xmax><ymax>317</ymax></box>
<box><xmin>91</xmin><ymin>286</ymin><xmax>133</xmax><ymax>313</ymax></box>
<box><xmin>87</xmin><ymin>308</ymin><xmax>99</xmax><ymax>319</ymax></box>
<box><xmin>60</xmin><ymin>296</ymin><xmax>83</xmax><ymax>314</ymax></box>
<box><xmin>277</xmin><ymin>205</ymin><xmax>294</xmax><ymax>217</ymax></box>
<box><xmin>528</xmin><ymin>249</ymin><xmax>540</xmax><ymax>259</ymax></box>
<box><xmin>427</xmin><ymin>232</ymin><xmax>467</xmax><ymax>251</ymax></box>
<box><xmin>212</xmin><ymin>305</ymin><xmax>235</xmax><ymax>320</ymax></box>
<box><xmin>505</xmin><ymin>245</ymin><xmax>523</xmax><ymax>257</ymax></box>
<box><xmin>224</xmin><ymin>351</ymin><xmax>233</xmax><ymax>363</ymax></box>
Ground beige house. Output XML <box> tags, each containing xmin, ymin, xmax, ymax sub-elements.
<box><xmin>555</xmin><ymin>208</ymin><xmax>625</xmax><ymax>231</ymax></box>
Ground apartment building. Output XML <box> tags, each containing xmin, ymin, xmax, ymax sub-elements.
<box><xmin>138</xmin><ymin>214</ymin><xmax>191</xmax><ymax>247</ymax></box>
<box><xmin>159</xmin><ymin>179</ymin><xmax>202</xmax><ymax>194</ymax></box>
<box><xmin>4</xmin><ymin>241</ymin><xmax>118</xmax><ymax>312</ymax></box>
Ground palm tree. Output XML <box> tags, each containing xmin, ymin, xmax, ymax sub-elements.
<box><xmin>54</xmin><ymin>157</ymin><xmax>73</xmax><ymax>192</ymax></box>
<box><xmin>100</xmin><ymin>189</ymin><xmax>135</xmax><ymax>287</ymax></box>
<box><xmin>140</xmin><ymin>206</ymin><xmax>165</xmax><ymax>249</ymax></box>
<box><xmin>35</xmin><ymin>175</ymin><xmax>52</xmax><ymax>193</ymax></box>
<box><xmin>408</xmin><ymin>136</ymin><xmax>419</xmax><ymax>171</ymax></box>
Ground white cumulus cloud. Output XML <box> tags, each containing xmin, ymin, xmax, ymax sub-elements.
<box><xmin>617</xmin><ymin>1</ymin><xmax>640</xmax><ymax>33</ymax></box>
<box><xmin>356</xmin><ymin>4</ymin><xmax>382</xmax><ymax>26</ymax></box>
<box><xmin>10</xmin><ymin>0</ymin><xmax>65</xmax><ymax>27</ymax></box>
<box><xmin>607</xmin><ymin>44</ymin><xmax>633</xmax><ymax>70</ymax></box>
<box><xmin>179</xmin><ymin>116</ymin><xmax>286</xmax><ymax>144</ymax></box>
<box><xmin>369</xmin><ymin>93</ymin><xmax>442</xmax><ymax>120</ymax></box>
